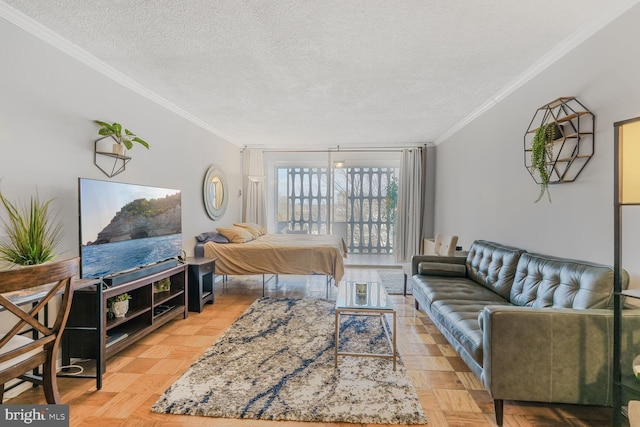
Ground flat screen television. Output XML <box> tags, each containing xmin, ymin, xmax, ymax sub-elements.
<box><xmin>78</xmin><ymin>178</ymin><xmax>182</xmax><ymax>279</ymax></box>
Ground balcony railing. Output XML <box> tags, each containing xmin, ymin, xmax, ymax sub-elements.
<box><xmin>277</xmin><ymin>166</ymin><xmax>397</xmax><ymax>254</ymax></box>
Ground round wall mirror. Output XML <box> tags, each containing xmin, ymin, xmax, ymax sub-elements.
<box><xmin>203</xmin><ymin>164</ymin><xmax>228</xmax><ymax>220</ymax></box>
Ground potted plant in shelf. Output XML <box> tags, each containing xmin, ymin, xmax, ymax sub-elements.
<box><xmin>108</xmin><ymin>293</ymin><xmax>132</xmax><ymax>318</ymax></box>
<box><xmin>153</xmin><ymin>277</ymin><xmax>171</xmax><ymax>294</ymax></box>
<box><xmin>530</xmin><ymin>122</ymin><xmax>556</xmax><ymax>203</ymax></box>
<box><xmin>0</xmin><ymin>188</ymin><xmax>63</xmax><ymax>267</ymax></box>
<box><xmin>94</xmin><ymin>120</ymin><xmax>150</xmax><ymax>156</ymax></box>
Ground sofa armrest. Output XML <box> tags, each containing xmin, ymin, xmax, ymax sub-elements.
<box><xmin>481</xmin><ymin>305</ymin><xmax>640</xmax><ymax>405</ymax></box>
<box><xmin>410</xmin><ymin>255</ymin><xmax>465</xmax><ymax>276</ymax></box>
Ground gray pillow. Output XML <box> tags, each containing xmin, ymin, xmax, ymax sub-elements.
<box><xmin>417</xmin><ymin>262</ymin><xmax>466</xmax><ymax>277</ymax></box>
<box><xmin>196</xmin><ymin>231</ymin><xmax>230</xmax><ymax>244</ymax></box>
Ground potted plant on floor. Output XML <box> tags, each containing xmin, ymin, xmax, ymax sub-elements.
<box><xmin>0</xmin><ymin>188</ymin><xmax>63</xmax><ymax>266</ymax></box>
<box><xmin>94</xmin><ymin>120</ymin><xmax>150</xmax><ymax>156</ymax></box>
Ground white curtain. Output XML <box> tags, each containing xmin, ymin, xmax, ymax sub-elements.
<box><xmin>242</xmin><ymin>149</ymin><xmax>266</xmax><ymax>226</ymax></box>
<box><xmin>395</xmin><ymin>148</ymin><xmax>423</xmax><ymax>262</ymax></box>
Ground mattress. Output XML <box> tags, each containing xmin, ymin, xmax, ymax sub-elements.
<box><xmin>202</xmin><ymin>233</ymin><xmax>347</xmax><ymax>281</ymax></box>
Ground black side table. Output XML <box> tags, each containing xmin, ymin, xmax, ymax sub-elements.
<box><xmin>186</xmin><ymin>257</ymin><xmax>216</xmax><ymax>312</ymax></box>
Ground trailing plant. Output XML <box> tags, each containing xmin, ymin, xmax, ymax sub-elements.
<box><xmin>0</xmin><ymin>189</ymin><xmax>63</xmax><ymax>266</ymax></box>
<box><xmin>530</xmin><ymin>122</ymin><xmax>556</xmax><ymax>203</ymax></box>
<box><xmin>94</xmin><ymin>120</ymin><xmax>150</xmax><ymax>150</ymax></box>
<box><xmin>384</xmin><ymin>176</ymin><xmax>399</xmax><ymax>223</ymax></box>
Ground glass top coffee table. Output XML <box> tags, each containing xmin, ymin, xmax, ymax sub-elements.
<box><xmin>334</xmin><ymin>281</ymin><xmax>396</xmax><ymax>370</ymax></box>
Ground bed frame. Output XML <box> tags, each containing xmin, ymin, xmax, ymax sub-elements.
<box><xmin>194</xmin><ymin>233</ymin><xmax>347</xmax><ymax>297</ymax></box>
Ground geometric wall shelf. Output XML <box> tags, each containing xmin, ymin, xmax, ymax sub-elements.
<box><xmin>524</xmin><ymin>97</ymin><xmax>595</xmax><ymax>184</ymax></box>
<box><xmin>94</xmin><ymin>137</ymin><xmax>131</xmax><ymax>178</ymax></box>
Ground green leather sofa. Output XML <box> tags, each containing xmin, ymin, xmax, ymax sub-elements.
<box><xmin>410</xmin><ymin>239</ymin><xmax>636</xmax><ymax>425</ymax></box>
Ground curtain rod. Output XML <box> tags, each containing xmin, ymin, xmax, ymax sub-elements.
<box><xmin>241</xmin><ymin>144</ymin><xmax>428</xmax><ymax>153</ymax></box>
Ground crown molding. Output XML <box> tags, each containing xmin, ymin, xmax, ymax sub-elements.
<box><xmin>434</xmin><ymin>0</ymin><xmax>640</xmax><ymax>145</ymax></box>
<box><xmin>0</xmin><ymin>2</ymin><xmax>235</xmax><ymax>144</ymax></box>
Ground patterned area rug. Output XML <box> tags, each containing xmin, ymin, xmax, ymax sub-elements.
<box><xmin>378</xmin><ymin>268</ymin><xmax>410</xmax><ymax>295</ymax></box>
<box><xmin>152</xmin><ymin>297</ymin><xmax>426</xmax><ymax>424</ymax></box>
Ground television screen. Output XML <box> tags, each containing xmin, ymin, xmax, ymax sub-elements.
<box><xmin>78</xmin><ymin>178</ymin><xmax>182</xmax><ymax>279</ymax></box>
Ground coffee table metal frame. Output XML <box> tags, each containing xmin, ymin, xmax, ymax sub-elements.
<box><xmin>334</xmin><ymin>281</ymin><xmax>397</xmax><ymax>370</ymax></box>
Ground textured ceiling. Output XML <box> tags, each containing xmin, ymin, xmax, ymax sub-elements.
<box><xmin>1</xmin><ymin>0</ymin><xmax>637</xmax><ymax>149</ymax></box>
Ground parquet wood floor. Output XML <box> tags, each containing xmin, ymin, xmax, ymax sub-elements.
<box><xmin>6</xmin><ymin>269</ymin><xmax>613</xmax><ymax>426</ymax></box>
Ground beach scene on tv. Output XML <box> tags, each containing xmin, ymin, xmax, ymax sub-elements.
<box><xmin>79</xmin><ymin>179</ymin><xmax>182</xmax><ymax>279</ymax></box>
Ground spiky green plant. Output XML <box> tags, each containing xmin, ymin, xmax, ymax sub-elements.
<box><xmin>0</xmin><ymin>190</ymin><xmax>63</xmax><ymax>265</ymax></box>
<box><xmin>530</xmin><ymin>123</ymin><xmax>556</xmax><ymax>203</ymax></box>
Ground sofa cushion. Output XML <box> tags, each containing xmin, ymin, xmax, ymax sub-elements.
<box><xmin>418</xmin><ymin>262</ymin><xmax>466</xmax><ymax>277</ymax></box>
<box><xmin>465</xmin><ymin>240</ymin><xmax>525</xmax><ymax>300</ymax></box>
<box><xmin>510</xmin><ymin>252</ymin><xmax>627</xmax><ymax>309</ymax></box>
<box><xmin>430</xmin><ymin>298</ymin><xmax>512</xmax><ymax>366</ymax></box>
<box><xmin>412</xmin><ymin>266</ymin><xmax>511</xmax><ymax>367</ymax></box>
<box><xmin>412</xmin><ymin>275</ymin><xmax>508</xmax><ymax>310</ymax></box>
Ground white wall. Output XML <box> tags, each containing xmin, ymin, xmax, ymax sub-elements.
<box><xmin>434</xmin><ymin>3</ymin><xmax>640</xmax><ymax>284</ymax></box>
<box><xmin>0</xmin><ymin>13</ymin><xmax>244</xmax><ymax>400</ymax></box>
<box><xmin>0</xmin><ymin>17</ymin><xmax>243</xmax><ymax>262</ymax></box>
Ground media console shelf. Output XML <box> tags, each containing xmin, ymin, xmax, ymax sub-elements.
<box><xmin>61</xmin><ymin>263</ymin><xmax>188</xmax><ymax>389</ymax></box>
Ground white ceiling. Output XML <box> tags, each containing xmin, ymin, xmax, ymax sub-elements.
<box><xmin>1</xmin><ymin>0</ymin><xmax>637</xmax><ymax>149</ymax></box>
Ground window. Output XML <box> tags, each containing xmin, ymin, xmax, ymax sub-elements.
<box><xmin>276</xmin><ymin>166</ymin><xmax>398</xmax><ymax>253</ymax></box>
<box><xmin>277</xmin><ymin>167</ymin><xmax>329</xmax><ymax>234</ymax></box>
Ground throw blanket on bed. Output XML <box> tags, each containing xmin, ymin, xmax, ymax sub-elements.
<box><xmin>203</xmin><ymin>234</ymin><xmax>347</xmax><ymax>281</ymax></box>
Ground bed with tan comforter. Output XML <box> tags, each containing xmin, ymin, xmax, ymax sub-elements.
<box><xmin>194</xmin><ymin>227</ymin><xmax>347</xmax><ymax>282</ymax></box>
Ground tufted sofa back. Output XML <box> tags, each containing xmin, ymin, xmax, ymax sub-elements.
<box><xmin>465</xmin><ymin>240</ymin><xmax>526</xmax><ymax>299</ymax></box>
<box><xmin>510</xmin><ymin>252</ymin><xmax>627</xmax><ymax>309</ymax></box>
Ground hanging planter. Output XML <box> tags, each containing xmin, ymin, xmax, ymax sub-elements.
<box><xmin>111</xmin><ymin>141</ymin><xmax>125</xmax><ymax>156</ymax></box>
<box><xmin>93</xmin><ymin>120</ymin><xmax>150</xmax><ymax>178</ymax></box>
<box><xmin>529</xmin><ymin>123</ymin><xmax>556</xmax><ymax>203</ymax></box>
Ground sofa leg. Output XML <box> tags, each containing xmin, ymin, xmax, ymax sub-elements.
<box><xmin>414</xmin><ymin>300</ymin><xmax>419</xmax><ymax>310</ymax></box>
<box><xmin>403</xmin><ymin>273</ymin><xmax>407</xmax><ymax>296</ymax></box>
<box><xmin>493</xmin><ymin>399</ymin><xmax>503</xmax><ymax>426</ymax></box>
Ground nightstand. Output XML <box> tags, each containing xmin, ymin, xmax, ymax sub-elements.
<box><xmin>186</xmin><ymin>257</ymin><xmax>216</xmax><ymax>312</ymax></box>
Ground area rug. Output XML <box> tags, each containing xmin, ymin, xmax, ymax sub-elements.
<box><xmin>378</xmin><ymin>268</ymin><xmax>410</xmax><ymax>295</ymax></box>
<box><xmin>151</xmin><ymin>297</ymin><xmax>426</xmax><ymax>424</ymax></box>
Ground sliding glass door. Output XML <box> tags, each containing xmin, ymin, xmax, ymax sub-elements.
<box><xmin>268</xmin><ymin>151</ymin><xmax>400</xmax><ymax>254</ymax></box>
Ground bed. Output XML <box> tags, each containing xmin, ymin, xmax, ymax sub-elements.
<box><xmin>194</xmin><ymin>224</ymin><xmax>348</xmax><ymax>294</ymax></box>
